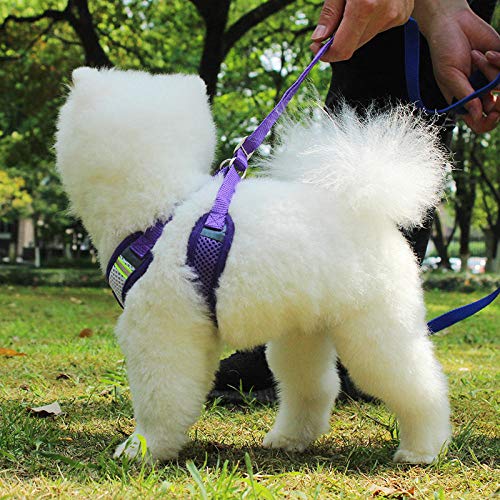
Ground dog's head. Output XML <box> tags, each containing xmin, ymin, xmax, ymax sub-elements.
<box><xmin>55</xmin><ymin>67</ymin><xmax>216</xmax><ymax>254</ymax></box>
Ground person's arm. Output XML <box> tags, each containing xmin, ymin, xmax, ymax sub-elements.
<box><xmin>412</xmin><ymin>0</ymin><xmax>500</xmax><ymax>133</ymax></box>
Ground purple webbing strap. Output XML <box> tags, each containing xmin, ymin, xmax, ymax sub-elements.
<box><xmin>205</xmin><ymin>150</ymin><xmax>248</xmax><ymax>230</ymax></box>
<box><xmin>204</xmin><ymin>37</ymin><xmax>334</xmax><ymax>230</ymax></box>
<box><xmin>242</xmin><ymin>37</ymin><xmax>334</xmax><ymax>156</ymax></box>
<box><xmin>129</xmin><ymin>219</ymin><xmax>166</xmax><ymax>258</ymax></box>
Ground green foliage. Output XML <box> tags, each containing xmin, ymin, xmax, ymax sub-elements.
<box><xmin>423</xmin><ymin>271</ymin><xmax>500</xmax><ymax>292</ymax></box>
<box><xmin>0</xmin><ymin>0</ymin><xmax>329</xmax><ymax>240</ymax></box>
<box><xmin>0</xmin><ymin>8</ymin><xmax>81</xmax><ymax>241</ymax></box>
<box><xmin>1</xmin><ymin>1</ymin><xmax>498</xmax><ymax>264</ymax></box>
<box><xmin>0</xmin><ymin>168</ymin><xmax>32</xmax><ymax>218</ymax></box>
<box><xmin>0</xmin><ymin>265</ymin><xmax>104</xmax><ymax>286</ymax></box>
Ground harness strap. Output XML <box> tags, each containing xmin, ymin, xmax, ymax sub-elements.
<box><xmin>106</xmin><ymin>219</ymin><xmax>168</xmax><ymax>307</ymax></box>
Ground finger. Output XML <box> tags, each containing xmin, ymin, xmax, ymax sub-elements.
<box><xmin>471</xmin><ymin>50</ymin><xmax>500</xmax><ymax>84</ymax></box>
<box><xmin>311</xmin><ymin>0</ymin><xmax>345</xmax><ymax>41</ymax></box>
<box><xmin>485</xmin><ymin>50</ymin><xmax>500</xmax><ymax>69</ymax></box>
<box><xmin>463</xmin><ymin>110</ymin><xmax>500</xmax><ymax>134</ymax></box>
<box><xmin>321</xmin><ymin>3</ymin><xmax>371</xmax><ymax>61</ymax></box>
<box><xmin>436</xmin><ymin>67</ymin><xmax>483</xmax><ymax>121</ymax></box>
<box><xmin>481</xmin><ymin>92</ymin><xmax>496</xmax><ymax>114</ymax></box>
<box><xmin>309</xmin><ymin>41</ymin><xmax>322</xmax><ymax>55</ymax></box>
<box><xmin>483</xmin><ymin>110</ymin><xmax>500</xmax><ymax>131</ymax></box>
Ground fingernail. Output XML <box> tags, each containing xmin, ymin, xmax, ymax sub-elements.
<box><xmin>485</xmin><ymin>51</ymin><xmax>498</xmax><ymax>60</ymax></box>
<box><xmin>311</xmin><ymin>25</ymin><xmax>327</xmax><ymax>40</ymax></box>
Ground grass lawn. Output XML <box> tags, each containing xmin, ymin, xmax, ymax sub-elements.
<box><xmin>0</xmin><ymin>285</ymin><xmax>498</xmax><ymax>499</ymax></box>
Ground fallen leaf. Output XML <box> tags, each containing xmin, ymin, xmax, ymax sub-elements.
<box><xmin>28</xmin><ymin>401</ymin><xmax>62</xmax><ymax>418</ymax></box>
<box><xmin>0</xmin><ymin>348</ymin><xmax>26</xmax><ymax>357</ymax></box>
<box><xmin>78</xmin><ymin>328</ymin><xmax>93</xmax><ymax>338</ymax></box>
<box><xmin>19</xmin><ymin>384</ymin><xmax>30</xmax><ymax>391</ymax></box>
<box><xmin>70</xmin><ymin>297</ymin><xmax>83</xmax><ymax>305</ymax></box>
<box><xmin>56</xmin><ymin>373</ymin><xmax>71</xmax><ymax>380</ymax></box>
<box><xmin>367</xmin><ymin>483</ymin><xmax>415</xmax><ymax>499</ymax></box>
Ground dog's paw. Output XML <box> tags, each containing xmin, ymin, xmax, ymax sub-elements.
<box><xmin>114</xmin><ymin>433</ymin><xmax>181</xmax><ymax>462</ymax></box>
<box><xmin>114</xmin><ymin>434</ymin><xmax>150</xmax><ymax>462</ymax></box>
<box><xmin>393</xmin><ymin>449</ymin><xmax>437</xmax><ymax>464</ymax></box>
<box><xmin>263</xmin><ymin>430</ymin><xmax>312</xmax><ymax>452</ymax></box>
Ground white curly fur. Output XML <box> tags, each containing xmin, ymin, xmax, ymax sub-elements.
<box><xmin>261</xmin><ymin>105</ymin><xmax>449</xmax><ymax>229</ymax></box>
<box><xmin>55</xmin><ymin>67</ymin><xmax>451</xmax><ymax>465</ymax></box>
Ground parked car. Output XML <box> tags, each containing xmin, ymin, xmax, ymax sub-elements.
<box><xmin>422</xmin><ymin>256</ymin><xmax>486</xmax><ymax>274</ymax></box>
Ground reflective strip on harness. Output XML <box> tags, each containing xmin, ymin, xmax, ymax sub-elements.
<box><xmin>106</xmin><ymin>220</ymin><xmax>167</xmax><ymax>307</ymax></box>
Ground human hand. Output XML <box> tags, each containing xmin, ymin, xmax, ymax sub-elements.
<box><xmin>309</xmin><ymin>0</ymin><xmax>414</xmax><ymax>62</ymax></box>
<box><xmin>470</xmin><ymin>50</ymin><xmax>500</xmax><ymax>127</ymax></box>
<box><xmin>414</xmin><ymin>0</ymin><xmax>500</xmax><ymax>133</ymax></box>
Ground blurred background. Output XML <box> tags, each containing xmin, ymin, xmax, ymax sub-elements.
<box><xmin>0</xmin><ymin>1</ymin><xmax>498</xmax><ymax>283</ymax></box>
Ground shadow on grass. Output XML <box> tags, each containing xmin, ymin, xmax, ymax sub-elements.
<box><xmin>1</xmin><ymin>396</ymin><xmax>498</xmax><ymax>485</ymax></box>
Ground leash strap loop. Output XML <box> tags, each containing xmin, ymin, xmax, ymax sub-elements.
<box><xmin>404</xmin><ymin>17</ymin><xmax>500</xmax><ymax>115</ymax></box>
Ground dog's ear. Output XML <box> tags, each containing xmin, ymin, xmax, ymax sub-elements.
<box><xmin>72</xmin><ymin>67</ymin><xmax>98</xmax><ymax>87</ymax></box>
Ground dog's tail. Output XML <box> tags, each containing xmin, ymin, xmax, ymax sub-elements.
<box><xmin>261</xmin><ymin>105</ymin><xmax>449</xmax><ymax>229</ymax></box>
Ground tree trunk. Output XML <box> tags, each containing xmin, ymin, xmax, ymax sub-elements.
<box><xmin>197</xmin><ymin>1</ymin><xmax>230</xmax><ymax>100</ymax></box>
<box><xmin>67</xmin><ymin>0</ymin><xmax>112</xmax><ymax>67</ymax></box>
<box><xmin>431</xmin><ymin>211</ymin><xmax>452</xmax><ymax>269</ymax></box>
<box><xmin>484</xmin><ymin>220</ymin><xmax>500</xmax><ymax>273</ymax></box>
<box><xmin>453</xmin><ymin>127</ymin><xmax>477</xmax><ymax>274</ymax></box>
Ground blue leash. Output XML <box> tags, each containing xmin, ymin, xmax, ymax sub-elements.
<box><xmin>427</xmin><ymin>287</ymin><xmax>500</xmax><ymax>334</ymax></box>
<box><xmin>404</xmin><ymin>17</ymin><xmax>500</xmax><ymax>115</ymax></box>
<box><xmin>403</xmin><ymin>17</ymin><xmax>500</xmax><ymax>333</ymax></box>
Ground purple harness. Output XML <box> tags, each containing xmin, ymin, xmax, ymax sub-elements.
<box><xmin>106</xmin><ymin>18</ymin><xmax>499</xmax><ymax>329</ymax></box>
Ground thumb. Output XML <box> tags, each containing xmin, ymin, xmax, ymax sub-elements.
<box><xmin>311</xmin><ymin>0</ymin><xmax>345</xmax><ymax>41</ymax></box>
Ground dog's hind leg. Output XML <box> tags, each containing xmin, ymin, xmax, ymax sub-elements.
<box><xmin>333</xmin><ymin>302</ymin><xmax>451</xmax><ymax>464</ymax></box>
<box><xmin>263</xmin><ymin>331</ymin><xmax>339</xmax><ymax>452</ymax></box>
<box><xmin>113</xmin><ymin>307</ymin><xmax>221</xmax><ymax>462</ymax></box>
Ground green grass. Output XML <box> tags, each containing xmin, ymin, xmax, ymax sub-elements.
<box><xmin>0</xmin><ymin>285</ymin><xmax>498</xmax><ymax>498</ymax></box>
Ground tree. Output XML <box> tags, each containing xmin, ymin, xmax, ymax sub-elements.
<box><xmin>451</xmin><ymin>124</ymin><xmax>480</xmax><ymax>271</ymax></box>
<box><xmin>1</xmin><ymin>1</ymin><xmax>331</xmax><ymax>265</ymax></box>
<box><xmin>472</xmin><ymin>129</ymin><xmax>500</xmax><ymax>272</ymax></box>
<box><xmin>430</xmin><ymin>207</ymin><xmax>455</xmax><ymax>269</ymax></box>
<box><xmin>188</xmin><ymin>0</ymin><xmax>302</xmax><ymax>99</ymax></box>
<box><xmin>0</xmin><ymin>169</ymin><xmax>32</xmax><ymax>219</ymax></box>
<box><xmin>1</xmin><ymin>0</ymin><xmax>110</xmax><ymax>67</ymax></box>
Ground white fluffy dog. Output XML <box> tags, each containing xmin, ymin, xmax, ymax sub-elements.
<box><xmin>55</xmin><ymin>67</ymin><xmax>452</xmax><ymax>464</ymax></box>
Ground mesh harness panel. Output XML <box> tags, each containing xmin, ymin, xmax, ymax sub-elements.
<box><xmin>106</xmin><ymin>213</ymin><xmax>234</xmax><ymax>321</ymax></box>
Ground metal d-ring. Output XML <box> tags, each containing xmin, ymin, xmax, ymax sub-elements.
<box><xmin>233</xmin><ymin>136</ymin><xmax>253</xmax><ymax>160</ymax></box>
<box><xmin>218</xmin><ymin>152</ymin><xmax>248</xmax><ymax>179</ymax></box>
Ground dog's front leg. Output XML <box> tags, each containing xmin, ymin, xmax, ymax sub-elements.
<box><xmin>113</xmin><ymin>306</ymin><xmax>221</xmax><ymax>462</ymax></box>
